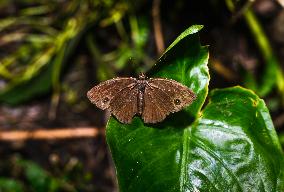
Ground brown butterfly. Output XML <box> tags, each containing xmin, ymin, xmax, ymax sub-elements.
<box><xmin>87</xmin><ymin>73</ymin><xmax>196</xmax><ymax>124</ymax></box>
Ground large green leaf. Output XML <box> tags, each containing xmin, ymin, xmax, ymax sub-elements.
<box><xmin>106</xmin><ymin>25</ymin><xmax>284</xmax><ymax>191</ymax></box>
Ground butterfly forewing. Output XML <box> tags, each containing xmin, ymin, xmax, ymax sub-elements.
<box><xmin>87</xmin><ymin>77</ymin><xmax>137</xmax><ymax>110</ymax></box>
<box><xmin>146</xmin><ymin>78</ymin><xmax>196</xmax><ymax>113</ymax></box>
<box><xmin>109</xmin><ymin>85</ymin><xmax>139</xmax><ymax>124</ymax></box>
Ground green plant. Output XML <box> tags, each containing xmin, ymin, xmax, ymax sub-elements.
<box><xmin>0</xmin><ymin>0</ymin><xmax>132</xmax><ymax>105</ymax></box>
<box><xmin>106</xmin><ymin>25</ymin><xmax>284</xmax><ymax>191</ymax></box>
<box><xmin>86</xmin><ymin>15</ymin><xmax>152</xmax><ymax>82</ymax></box>
<box><xmin>0</xmin><ymin>155</ymin><xmax>95</xmax><ymax>192</ymax></box>
<box><xmin>226</xmin><ymin>0</ymin><xmax>284</xmax><ymax>101</ymax></box>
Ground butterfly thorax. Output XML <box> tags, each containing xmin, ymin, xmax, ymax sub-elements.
<box><xmin>138</xmin><ymin>72</ymin><xmax>146</xmax><ymax>80</ymax></box>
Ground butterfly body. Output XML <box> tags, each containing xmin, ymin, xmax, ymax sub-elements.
<box><xmin>87</xmin><ymin>73</ymin><xmax>196</xmax><ymax>124</ymax></box>
<box><xmin>136</xmin><ymin>73</ymin><xmax>147</xmax><ymax>115</ymax></box>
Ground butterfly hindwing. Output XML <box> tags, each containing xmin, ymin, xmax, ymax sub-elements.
<box><xmin>142</xmin><ymin>85</ymin><xmax>174</xmax><ymax>123</ymax></box>
<box><xmin>87</xmin><ymin>77</ymin><xmax>137</xmax><ymax>110</ymax></box>
<box><xmin>109</xmin><ymin>85</ymin><xmax>139</xmax><ymax>124</ymax></box>
<box><xmin>142</xmin><ymin>78</ymin><xmax>196</xmax><ymax>123</ymax></box>
<box><xmin>149</xmin><ymin>78</ymin><xmax>196</xmax><ymax>112</ymax></box>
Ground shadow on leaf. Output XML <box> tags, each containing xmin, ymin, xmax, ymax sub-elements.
<box><xmin>148</xmin><ymin>110</ymin><xmax>195</xmax><ymax>129</ymax></box>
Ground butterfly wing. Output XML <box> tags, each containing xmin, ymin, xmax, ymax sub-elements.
<box><xmin>142</xmin><ymin>78</ymin><xmax>196</xmax><ymax>123</ymax></box>
<box><xmin>109</xmin><ymin>85</ymin><xmax>139</xmax><ymax>124</ymax></box>
<box><xmin>87</xmin><ymin>77</ymin><xmax>137</xmax><ymax>110</ymax></box>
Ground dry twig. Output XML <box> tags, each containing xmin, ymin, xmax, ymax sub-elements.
<box><xmin>0</xmin><ymin>127</ymin><xmax>102</xmax><ymax>141</ymax></box>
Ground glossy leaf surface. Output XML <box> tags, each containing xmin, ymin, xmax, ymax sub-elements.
<box><xmin>106</xmin><ymin>25</ymin><xmax>284</xmax><ymax>191</ymax></box>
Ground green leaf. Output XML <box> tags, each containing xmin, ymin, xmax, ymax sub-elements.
<box><xmin>194</xmin><ymin>87</ymin><xmax>284</xmax><ymax>191</ymax></box>
<box><xmin>149</xmin><ymin>25</ymin><xmax>208</xmax><ymax>118</ymax></box>
<box><xmin>106</xmin><ymin>25</ymin><xmax>284</xmax><ymax>191</ymax></box>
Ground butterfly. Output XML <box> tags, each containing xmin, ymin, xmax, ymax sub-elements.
<box><xmin>87</xmin><ymin>73</ymin><xmax>196</xmax><ymax>124</ymax></box>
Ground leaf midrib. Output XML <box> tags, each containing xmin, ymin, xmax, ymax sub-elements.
<box><xmin>180</xmin><ymin>128</ymin><xmax>192</xmax><ymax>191</ymax></box>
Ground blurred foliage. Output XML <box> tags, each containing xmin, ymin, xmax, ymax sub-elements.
<box><xmin>0</xmin><ymin>178</ymin><xmax>23</xmax><ymax>192</ymax></box>
<box><xmin>86</xmin><ymin>15</ymin><xmax>152</xmax><ymax>81</ymax></box>
<box><xmin>226</xmin><ymin>0</ymin><xmax>284</xmax><ymax>100</ymax></box>
<box><xmin>0</xmin><ymin>0</ymin><xmax>93</xmax><ymax>105</ymax></box>
<box><xmin>0</xmin><ymin>155</ymin><xmax>94</xmax><ymax>192</ymax></box>
<box><xmin>0</xmin><ymin>0</ymin><xmax>152</xmax><ymax>105</ymax></box>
